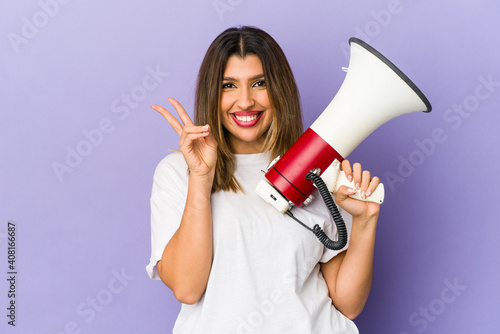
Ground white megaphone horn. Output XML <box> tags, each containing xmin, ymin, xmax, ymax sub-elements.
<box><xmin>256</xmin><ymin>38</ymin><xmax>431</xmax><ymax>250</ymax></box>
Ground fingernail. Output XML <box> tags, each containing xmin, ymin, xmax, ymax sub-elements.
<box><xmin>347</xmin><ymin>175</ymin><xmax>353</xmax><ymax>182</ymax></box>
<box><xmin>366</xmin><ymin>190</ymin><xmax>372</xmax><ymax>198</ymax></box>
<box><xmin>355</xmin><ymin>183</ymin><xmax>360</xmax><ymax>190</ymax></box>
<box><xmin>361</xmin><ymin>190</ymin><xmax>366</xmax><ymax>199</ymax></box>
<box><xmin>202</xmin><ymin>124</ymin><xmax>209</xmax><ymax>130</ymax></box>
<box><xmin>347</xmin><ymin>187</ymin><xmax>356</xmax><ymax>194</ymax></box>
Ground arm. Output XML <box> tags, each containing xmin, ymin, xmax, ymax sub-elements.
<box><xmin>320</xmin><ymin>160</ymin><xmax>380</xmax><ymax>319</ymax></box>
<box><xmin>157</xmin><ymin>172</ymin><xmax>214</xmax><ymax>304</ymax></box>
<box><xmin>152</xmin><ymin>98</ymin><xmax>218</xmax><ymax>304</ymax></box>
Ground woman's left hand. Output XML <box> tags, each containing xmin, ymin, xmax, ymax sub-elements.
<box><xmin>334</xmin><ymin>159</ymin><xmax>381</xmax><ymax>219</ymax></box>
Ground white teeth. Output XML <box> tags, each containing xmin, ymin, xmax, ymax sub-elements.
<box><xmin>235</xmin><ymin>114</ymin><xmax>258</xmax><ymax>122</ymax></box>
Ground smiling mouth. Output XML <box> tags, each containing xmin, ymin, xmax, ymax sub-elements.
<box><xmin>231</xmin><ymin>111</ymin><xmax>263</xmax><ymax>127</ymax></box>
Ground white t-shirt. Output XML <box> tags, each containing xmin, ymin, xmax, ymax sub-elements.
<box><xmin>146</xmin><ymin>152</ymin><xmax>358</xmax><ymax>334</ymax></box>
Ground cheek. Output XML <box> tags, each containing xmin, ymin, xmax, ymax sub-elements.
<box><xmin>263</xmin><ymin>111</ymin><xmax>274</xmax><ymax>127</ymax></box>
<box><xmin>220</xmin><ymin>93</ymin><xmax>234</xmax><ymax>112</ymax></box>
<box><xmin>219</xmin><ymin>98</ymin><xmax>232</xmax><ymax>127</ymax></box>
<box><xmin>258</xmin><ymin>91</ymin><xmax>271</xmax><ymax>108</ymax></box>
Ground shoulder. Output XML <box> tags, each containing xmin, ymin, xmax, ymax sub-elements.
<box><xmin>153</xmin><ymin>152</ymin><xmax>188</xmax><ymax>183</ymax></box>
<box><xmin>155</xmin><ymin>152</ymin><xmax>187</xmax><ymax>173</ymax></box>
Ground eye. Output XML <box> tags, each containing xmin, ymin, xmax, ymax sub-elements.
<box><xmin>253</xmin><ymin>80</ymin><xmax>266</xmax><ymax>88</ymax></box>
<box><xmin>222</xmin><ymin>82</ymin><xmax>236</xmax><ymax>89</ymax></box>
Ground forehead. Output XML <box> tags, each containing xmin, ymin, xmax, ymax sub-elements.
<box><xmin>223</xmin><ymin>55</ymin><xmax>263</xmax><ymax>78</ymax></box>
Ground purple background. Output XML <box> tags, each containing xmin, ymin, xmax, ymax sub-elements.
<box><xmin>1</xmin><ymin>0</ymin><xmax>499</xmax><ymax>333</ymax></box>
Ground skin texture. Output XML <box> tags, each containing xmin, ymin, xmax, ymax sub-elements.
<box><xmin>220</xmin><ymin>55</ymin><xmax>274</xmax><ymax>154</ymax></box>
<box><xmin>151</xmin><ymin>55</ymin><xmax>380</xmax><ymax>319</ymax></box>
<box><xmin>152</xmin><ymin>98</ymin><xmax>217</xmax><ymax>304</ymax></box>
<box><xmin>320</xmin><ymin>160</ymin><xmax>380</xmax><ymax>319</ymax></box>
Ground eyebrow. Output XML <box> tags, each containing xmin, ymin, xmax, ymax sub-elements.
<box><xmin>222</xmin><ymin>74</ymin><xmax>265</xmax><ymax>81</ymax></box>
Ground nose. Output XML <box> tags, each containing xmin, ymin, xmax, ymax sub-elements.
<box><xmin>236</xmin><ymin>86</ymin><xmax>255</xmax><ymax>110</ymax></box>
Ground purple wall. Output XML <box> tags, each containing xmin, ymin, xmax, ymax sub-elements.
<box><xmin>1</xmin><ymin>0</ymin><xmax>499</xmax><ymax>333</ymax></box>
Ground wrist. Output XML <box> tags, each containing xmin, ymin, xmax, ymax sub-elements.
<box><xmin>188</xmin><ymin>171</ymin><xmax>215</xmax><ymax>193</ymax></box>
<box><xmin>352</xmin><ymin>203</ymin><xmax>380</xmax><ymax>221</ymax></box>
<box><xmin>351</xmin><ymin>214</ymin><xmax>378</xmax><ymax>236</ymax></box>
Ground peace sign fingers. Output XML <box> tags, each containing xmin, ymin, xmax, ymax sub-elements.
<box><xmin>151</xmin><ymin>98</ymin><xmax>218</xmax><ymax>177</ymax></box>
<box><xmin>151</xmin><ymin>103</ymin><xmax>184</xmax><ymax>136</ymax></box>
<box><xmin>167</xmin><ymin>97</ymin><xmax>195</xmax><ymax>128</ymax></box>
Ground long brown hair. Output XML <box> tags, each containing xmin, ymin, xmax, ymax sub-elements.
<box><xmin>195</xmin><ymin>26</ymin><xmax>303</xmax><ymax>193</ymax></box>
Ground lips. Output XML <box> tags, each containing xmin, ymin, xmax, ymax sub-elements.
<box><xmin>231</xmin><ymin>111</ymin><xmax>263</xmax><ymax>127</ymax></box>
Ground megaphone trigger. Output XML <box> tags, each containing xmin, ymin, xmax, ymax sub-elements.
<box><xmin>333</xmin><ymin>170</ymin><xmax>385</xmax><ymax>204</ymax></box>
<box><xmin>320</xmin><ymin>160</ymin><xmax>385</xmax><ymax>204</ymax></box>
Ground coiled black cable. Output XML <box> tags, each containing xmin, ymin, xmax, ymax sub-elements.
<box><xmin>285</xmin><ymin>170</ymin><xmax>348</xmax><ymax>251</ymax></box>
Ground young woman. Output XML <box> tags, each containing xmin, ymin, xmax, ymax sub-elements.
<box><xmin>146</xmin><ymin>26</ymin><xmax>380</xmax><ymax>333</ymax></box>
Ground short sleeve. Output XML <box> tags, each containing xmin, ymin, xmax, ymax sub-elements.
<box><xmin>319</xmin><ymin>204</ymin><xmax>353</xmax><ymax>263</ymax></box>
<box><xmin>145</xmin><ymin>153</ymin><xmax>188</xmax><ymax>280</ymax></box>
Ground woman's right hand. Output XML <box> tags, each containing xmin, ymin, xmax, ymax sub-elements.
<box><xmin>152</xmin><ymin>98</ymin><xmax>218</xmax><ymax>178</ymax></box>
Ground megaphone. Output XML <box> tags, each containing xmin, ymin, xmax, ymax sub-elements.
<box><xmin>256</xmin><ymin>38</ymin><xmax>431</xmax><ymax>249</ymax></box>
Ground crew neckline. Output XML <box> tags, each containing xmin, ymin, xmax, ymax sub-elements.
<box><xmin>234</xmin><ymin>151</ymin><xmax>270</xmax><ymax>164</ymax></box>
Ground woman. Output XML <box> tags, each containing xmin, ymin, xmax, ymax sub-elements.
<box><xmin>146</xmin><ymin>26</ymin><xmax>380</xmax><ymax>333</ymax></box>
